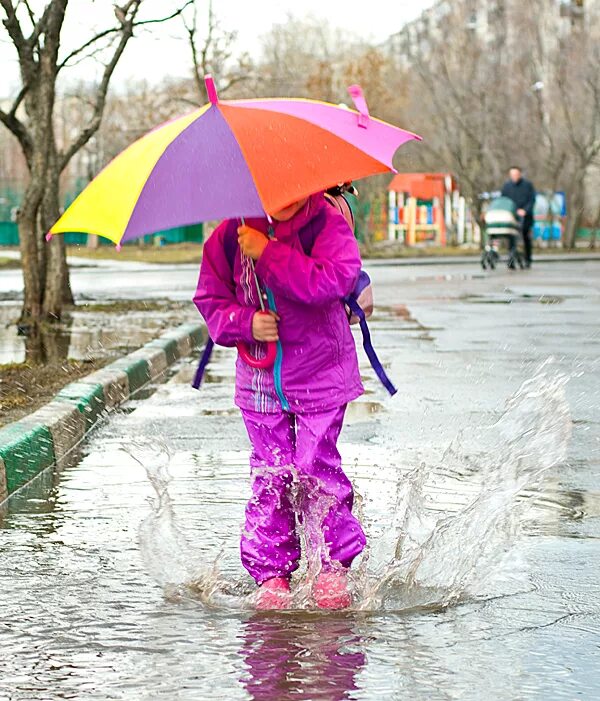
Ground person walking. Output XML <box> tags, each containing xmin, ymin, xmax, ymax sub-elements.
<box><xmin>501</xmin><ymin>166</ymin><xmax>536</xmax><ymax>268</ymax></box>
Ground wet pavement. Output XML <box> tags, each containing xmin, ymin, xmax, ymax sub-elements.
<box><xmin>1</xmin><ymin>260</ymin><xmax>599</xmax><ymax>700</ymax></box>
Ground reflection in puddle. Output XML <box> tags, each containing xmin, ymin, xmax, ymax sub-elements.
<box><xmin>0</xmin><ymin>300</ymin><xmax>197</xmax><ymax>364</ymax></box>
<box><xmin>241</xmin><ymin>614</ymin><xmax>365</xmax><ymax>701</ymax></box>
<box><xmin>373</xmin><ymin>305</ymin><xmax>436</xmax><ymax>342</ymax></box>
<box><xmin>460</xmin><ymin>293</ymin><xmax>568</xmax><ymax>305</ymax></box>
<box><xmin>345</xmin><ymin>401</ymin><xmax>383</xmax><ymax>420</ymax></box>
<box><xmin>199</xmin><ymin>408</ymin><xmax>239</xmax><ymax>416</ymax></box>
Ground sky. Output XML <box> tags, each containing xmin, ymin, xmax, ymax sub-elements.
<box><xmin>0</xmin><ymin>0</ymin><xmax>436</xmax><ymax>97</ymax></box>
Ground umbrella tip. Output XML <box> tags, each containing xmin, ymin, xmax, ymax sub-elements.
<box><xmin>348</xmin><ymin>84</ymin><xmax>370</xmax><ymax>129</ymax></box>
<box><xmin>205</xmin><ymin>75</ymin><xmax>219</xmax><ymax>105</ymax></box>
<box><xmin>45</xmin><ymin>232</ymin><xmax>53</xmax><ymax>242</ymax></box>
<box><xmin>115</xmin><ymin>243</ymin><xmax>122</xmax><ymax>252</ymax></box>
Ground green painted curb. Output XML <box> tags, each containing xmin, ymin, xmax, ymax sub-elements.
<box><xmin>24</xmin><ymin>401</ymin><xmax>86</xmax><ymax>467</ymax></box>
<box><xmin>0</xmin><ymin>456</ymin><xmax>7</xmax><ymax>503</ymax></box>
<box><xmin>146</xmin><ymin>337</ymin><xmax>179</xmax><ymax>365</ymax></box>
<box><xmin>0</xmin><ymin>322</ymin><xmax>204</xmax><ymax>502</ymax></box>
<box><xmin>177</xmin><ymin>323</ymin><xmax>205</xmax><ymax>346</ymax></box>
<box><xmin>55</xmin><ymin>381</ymin><xmax>106</xmax><ymax>429</ymax></box>
<box><xmin>83</xmin><ymin>368</ymin><xmax>129</xmax><ymax>409</ymax></box>
<box><xmin>109</xmin><ymin>357</ymin><xmax>151</xmax><ymax>393</ymax></box>
<box><xmin>0</xmin><ymin>422</ymin><xmax>55</xmax><ymax>494</ymax></box>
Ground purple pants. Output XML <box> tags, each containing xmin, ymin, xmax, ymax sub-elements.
<box><xmin>240</xmin><ymin>405</ymin><xmax>366</xmax><ymax>584</ymax></box>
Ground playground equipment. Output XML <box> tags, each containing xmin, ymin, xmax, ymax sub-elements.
<box><xmin>388</xmin><ymin>173</ymin><xmax>468</xmax><ymax>246</ymax></box>
<box><xmin>533</xmin><ymin>192</ymin><xmax>566</xmax><ymax>247</ymax></box>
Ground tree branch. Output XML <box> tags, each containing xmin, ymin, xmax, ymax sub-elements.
<box><xmin>183</xmin><ymin>1</ymin><xmax>205</xmax><ymax>100</ymax></box>
<box><xmin>220</xmin><ymin>73</ymin><xmax>251</xmax><ymax>95</ymax></box>
<box><xmin>57</xmin><ymin>0</ymin><xmax>193</xmax><ymax>72</ymax></box>
<box><xmin>59</xmin><ymin>0</ymin><xmax>192</xmax><ymax>170</ymax></box>
<box><xmin>0</xmin><ymin>106</ymin><xmax>33</xmax><ymax>159</ymax></box>
<box><xmin>200</xmin><ymin>0</ymin><xmax>215</xmax><ymax>79</ymax></box>
<box><xmin>57</xmin><ymin>26</ymin><xmax>121</xmax><ymax>70</ymax></box>
<box><xmin>0</xmin><ymin>0</ymin><xmax>35</xmax><ymax>73</ymax></box>
<box><xmin>27</xmin><ymin>1</ymin><xmax>52</xmax><ymax>49</ymax></box>
<box><xmin>20</xmin><ymin>0</ymin><xmax>36</xmax><ymax>32</ymax></box>
<box><xmin>58</xmin><ymin>7</ymin><xmax>139</xmax><ymax>170</ymax></box>
<box><xmin>7</xmin><ymin>79</ymin><xmax>29</xmax><ymax>117</ymax></box>
<box><xmin>134</xmin><ymin>0</ymin><xmax>193</xmax><ymax>26</ymax></box>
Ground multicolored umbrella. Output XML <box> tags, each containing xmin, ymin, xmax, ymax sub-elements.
<box><xmin>48</xmin><ymin>76</ymin><xmax>421</xmax><ymax>247</ymax></box>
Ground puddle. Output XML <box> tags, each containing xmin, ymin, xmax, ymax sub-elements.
<box><xmin>460</xmin><ymin>293</ymin><xmax>567</xmax><ymax>305</ymax></box>
<box><xmin>374</xmin><ymin>305</ymin><xmax>437</xmax><ymax>341</ymax></box>
<box><xmin>345</xmin><ymin>401</ymin><xmax>383</xmax><ymax>421</ymax></box>
<box><xmin>0</xmin><ymin>300</ymin><xmax>198</xmax><ymax>364</ymax></box>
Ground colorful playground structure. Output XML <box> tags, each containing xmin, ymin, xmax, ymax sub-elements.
<box><xmin>532</xmin><ymin>192</ymin><xmax>566</xmax><ymax>246</ymax></box>
<box><xmin>387</xmin><ymin>172</ymin><xmax>472</xmax><ymax>246</ymax></box>
<box><xmin>386</xmin><ymin>175</ymin><xmax>573</xmax><ymax>248</ymax></box>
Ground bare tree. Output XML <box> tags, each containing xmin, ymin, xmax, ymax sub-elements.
<box><xmin>183</xmin><ymin>0</ymin><xmax>253</xmax><ymax>104</ymax></box>
<box><xmin>0</xmin><ymin>0</ymin><xmax>192</xmax><ymax>326</ymax></box>
<box><xmin>554</xmin><ymin>35</ymin><xmax>600</xmax><ymax>248</ymax></box>
<box><xmin>386</xmin><ymin>0</ymin><xmax>600</xmax><ymax>248</ymax></box>
<box><xmin>396</xmin><ymin>7</ymin><xmax>510</xmax><ymax>235</ymax></box>
<box><xmin>257</xmin><ymin>16</ymin><xmax>351</xmax><ymax>98</ymax></box>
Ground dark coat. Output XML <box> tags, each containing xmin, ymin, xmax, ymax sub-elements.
<box><xmin>501</xmin><ymin>178</ymin><xmax>536</xmax><ymax>216</ymax></box>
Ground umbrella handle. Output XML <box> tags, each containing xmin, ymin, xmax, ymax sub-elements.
<box><xmin>236</xmin><ymin>340</ymin><xmax>277</xmax><ymax>369</ymax></box>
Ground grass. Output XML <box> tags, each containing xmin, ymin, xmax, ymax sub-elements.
<box><xmin>0</xmin><ymin>256</ymin><xmax>21</xmax><ymax>269</ymax></box>
<box><xmin>0</xmin><ymin>357</ymin><xmax>112</xmax><ymax>427</ymax></box>
<box><xmin>362</xmin><ymin>244</ymin><xmax>480</xmax><ymax>259</ymax></box>
<box><xmin>66</xmin><ymin>242</ymin><xmax>202</xmax><ymax>264</ymax></box>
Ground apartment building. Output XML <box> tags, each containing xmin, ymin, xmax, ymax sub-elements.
<box><xmin>385</xmin><ymin>0</ymin><xmax>599</xmax><ymax>67</ymax></box>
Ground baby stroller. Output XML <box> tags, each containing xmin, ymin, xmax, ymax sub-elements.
<box><xmin>481</xmin><ymin>196</ymin><xmax>526</xmax><ymax>270</ymax></box>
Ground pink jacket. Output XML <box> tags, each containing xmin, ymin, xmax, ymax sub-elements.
<box><xmin>193</xmin><ymin>194</ymin><xmax>364</xmax><ymax>414</ymax></box>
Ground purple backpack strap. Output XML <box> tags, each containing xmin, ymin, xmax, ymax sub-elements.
<box><xmin>192</xmin><ymin>337</ymin><xmax>214</xmax><ymax>389</ymax></box>
<box><xmin>304</xmin><ymin>208</ymin><xmax>396</xmax><ymax>395</ymax></box>
<box><xmin>344</xmin><ymin>294</ymin><xmax>397</xmax><ymax>396</ymax></box>
<box><xmin>192</xmin><ymin>221</ymin><xmax>239</xmax><ymax>390</ymax></box>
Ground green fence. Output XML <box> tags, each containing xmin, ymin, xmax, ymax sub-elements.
<box><xmin>0</xmin><ymin>222</ymin><xmax>203</xmax><ymax>246</ymax></box>
<box><xmin>0</xmin><ymin>182</ymin><xmax>203</xmax><ymax>246</ymax></box>
<box><xmin>0</xmin><ymin>222</ymin><xmax>19</xmax><ymax>246</ymax></box>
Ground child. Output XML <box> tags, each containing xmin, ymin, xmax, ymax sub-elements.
<box><xmin>194</xmin><ymin>192</ymin><xmax>366</xmax><ymax>609</ymax></box>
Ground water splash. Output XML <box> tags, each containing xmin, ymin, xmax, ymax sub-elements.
<box><xmin>359</xmin><ymin>363</ymin><xmax>571</xmax><ymax>611</ymax></box>
<box><xmin>136</xmin><ymin>363</ymin><xmax>571</xmax><ymax>612</ymax></box>
<box><xmin>133</xmin><ymin>440</ymin><xmax>196</xmax><ymax>590</ymax></box>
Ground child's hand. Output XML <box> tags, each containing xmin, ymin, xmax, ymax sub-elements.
<box><xmin>238</xmin><ymin>225</ymin><xmax>269</xmax><ymax>260</ymax></box>
<box><xmin>252</xmin><ymin>311</ymin><xmax>280</xmax><ymax>342</ymax></box>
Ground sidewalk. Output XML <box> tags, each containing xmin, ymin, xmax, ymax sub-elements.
<box><xmin>365</xmin><ymin>252</ymin><xmax>600</xmax><ymax>266</ymax></box>
<box><xmin>3</xmin><ymin>249</ymin><xmax>600</xmax><ymax>269</ymax></box>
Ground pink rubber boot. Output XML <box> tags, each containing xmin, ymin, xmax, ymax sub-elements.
<box><xmin>255</xmin><ymin>577</ymin><xmax>292</xmax><ymax>610</ymax></box>
<box><xmin>313</xmin><ymin>570</ymin><xmax>352</xmax><ymax>610</ymax></box>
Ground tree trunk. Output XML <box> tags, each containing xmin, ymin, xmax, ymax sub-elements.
<box><xmin>565</xmin><ymin>178</ymin><xmax>585</xmax><ymax>250</ymax></box>
<box><xmin>42</xmin><ymin>146</ymin><xmax>72</xmax><ymax>319</ymax></box>
<box><xmin>62</xmin><ymin>251</ymin><xmax>74</xmax><ymax>306</ymax></box>
<box><xmin>18</xmin><ymin>142</ymin><xmax>73</xmax><ymax>322</ymax></box>
<box><xmin>17</xmin><ymin>200</ymin><xmax>42</xmax><ymax>323</ymax></box>
<box><xmin>23</xmin><ymin>319</ymin><xmax>71</xmax><ymax>365</ymax></box>
<box><xmin>17</xmin><ymin>154</ymin><xmax>47</xmax><ymax>322</ymax></box>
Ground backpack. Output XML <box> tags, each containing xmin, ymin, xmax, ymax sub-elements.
<box><xmin>193</xmin><ymin>190</ymin><xmax>397</xmax><ymax>396</ymax></box>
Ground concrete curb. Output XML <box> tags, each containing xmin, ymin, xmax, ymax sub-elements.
<box><xmin>0</xmin><ymin>322</ymin><xmax>205</xmax><ymax>503</ymax></box>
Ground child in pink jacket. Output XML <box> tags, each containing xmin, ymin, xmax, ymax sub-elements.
<box><xmin>194</xmin><ymin>193</ymin><xmax>366</xmax><ymax>609</ymax></box>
